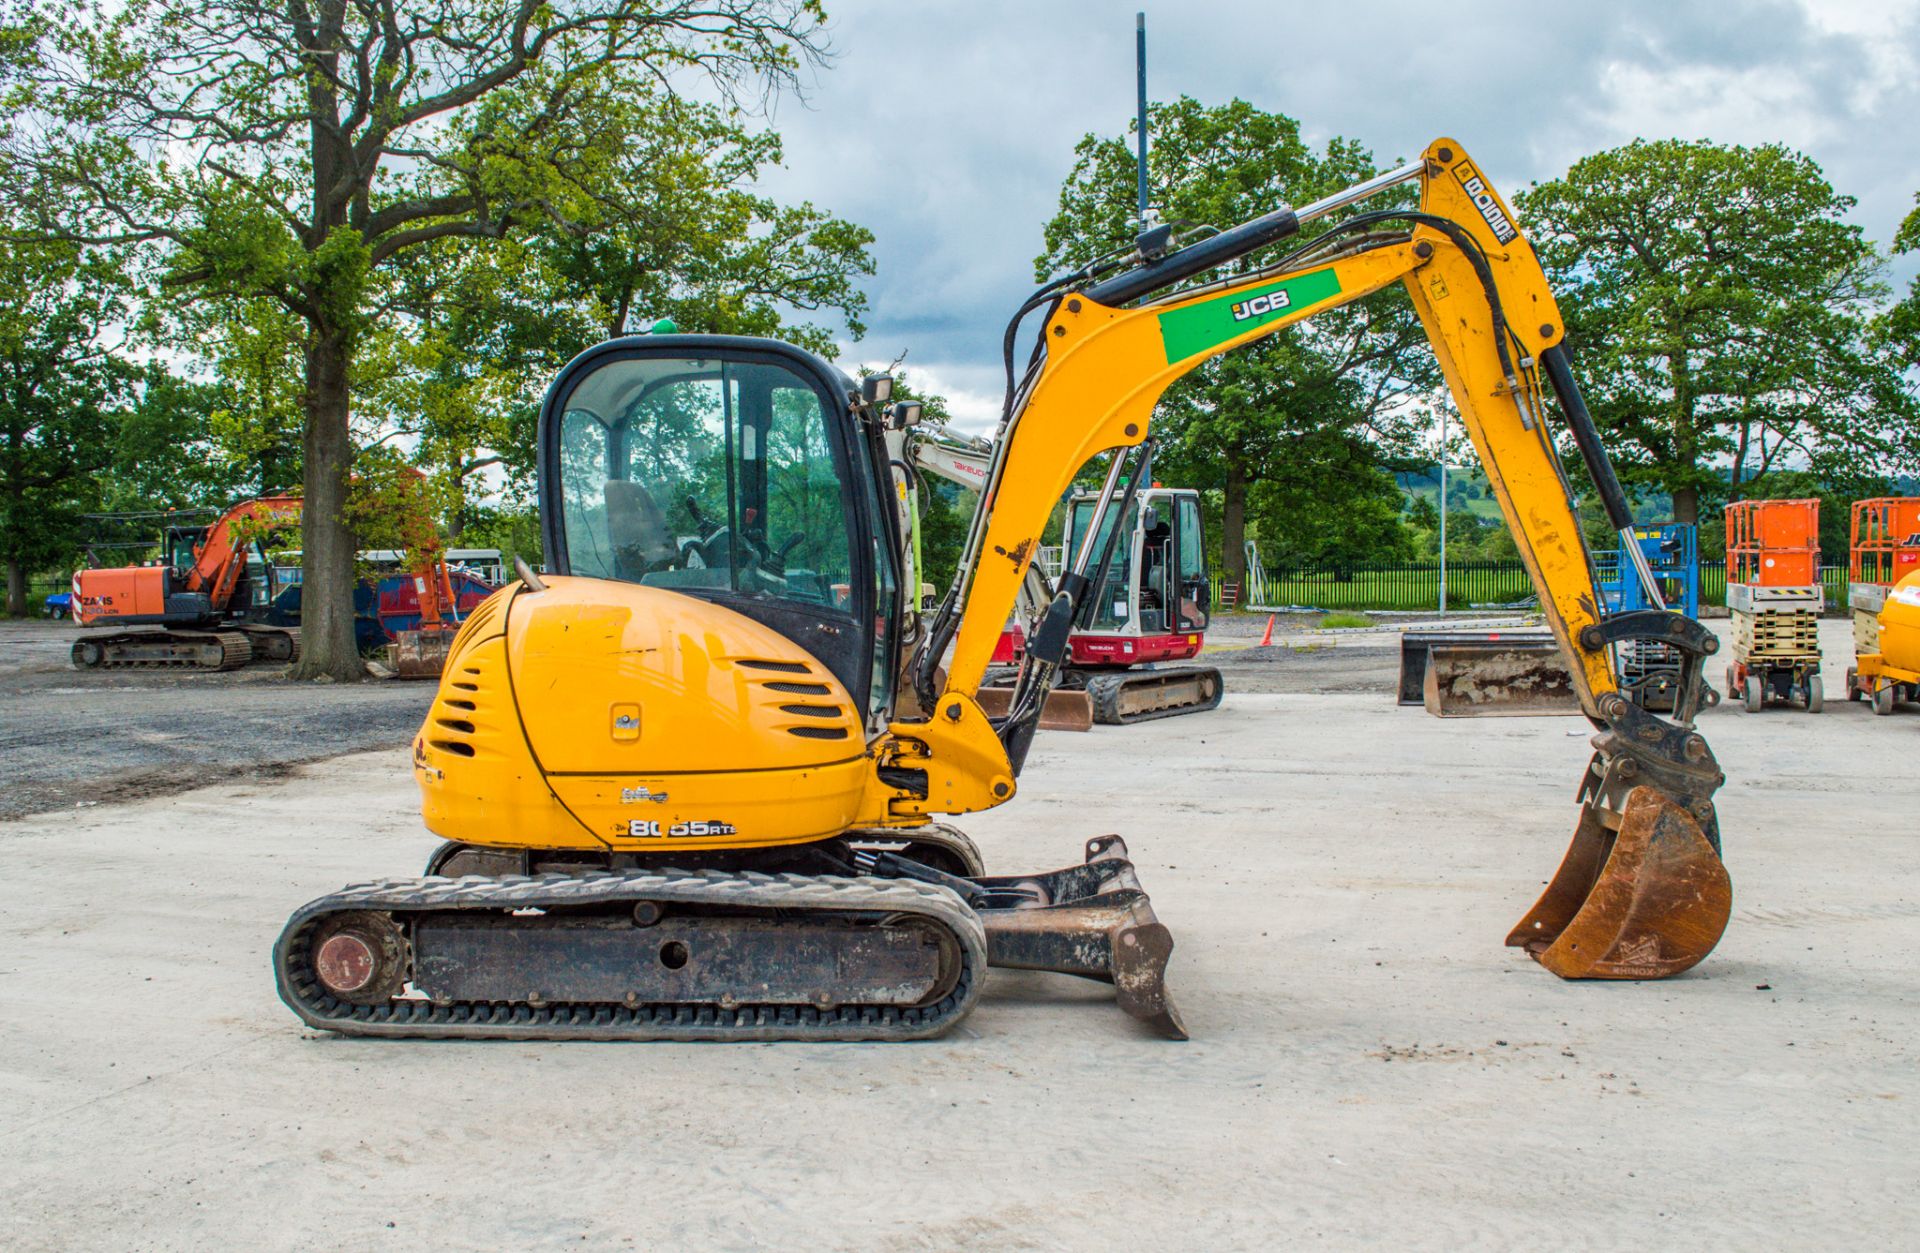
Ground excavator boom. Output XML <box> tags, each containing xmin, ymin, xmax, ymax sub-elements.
<box><xmin>904</xmin><ymin>137</ymin><xmax>1730</xmax><ymax>982</ymax></box>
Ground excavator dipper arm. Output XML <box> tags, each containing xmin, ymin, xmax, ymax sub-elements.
<box><xmin>894</xmin><ymin>138</ymin><xmax>1732</xmax><ymax>981</ymax></box>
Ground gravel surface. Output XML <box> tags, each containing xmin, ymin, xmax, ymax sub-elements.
<box><xmin>0</xmin><ymin>619</ymin><xmax>435</xmax><ymax>822</ymax></box>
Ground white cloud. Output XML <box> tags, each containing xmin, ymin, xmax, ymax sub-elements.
<box><xmin>750</xmin><ymin>0</ymin><xmax>1920</xmax><ymax>399</ymax></box>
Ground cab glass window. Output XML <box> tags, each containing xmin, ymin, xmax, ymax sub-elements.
<box><xmin>556</xmin><ymin>356</ymin><xmax>855</xmax><ymax>615</ymax></box>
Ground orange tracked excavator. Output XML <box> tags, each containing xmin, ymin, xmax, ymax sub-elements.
<box><xmin>276</xmin><ymin>139</ymin><xmax>1732</xmax><ymax>1043</ymax></box>
<box><xmin>71</xmin><ymin>495</ymin><xmax>304</xmax><ymax>670</ymax></box>
<box><xmin>74</xmin><ymin>472</ymin><xmax>462</xmax><ymax>677</ymax></box>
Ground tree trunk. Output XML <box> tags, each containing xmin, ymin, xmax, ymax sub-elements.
<box><xmin>5</xmin><ymin>557</ymin><xmax>25</xmax><ymax>618</ymax></box>
<box><xmin>291</xmin><ymin>325</ymin><xmax>363</xmax><ymax>681</ymax></box>
<box><xmin>1672</xmin><ymin>486</ymin><xmax>1698</xmax><ymax>526</ymax></box>
<box><xmin>1221</xmin><ymin>460</ymin><xmax>1248</xmax><ymax>593</ymax></box>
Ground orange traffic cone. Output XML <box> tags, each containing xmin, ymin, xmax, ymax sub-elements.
<box><xmin>1259</xmin><ymin>614</ymin><xmax>1275</xmax><ymax>647</ymax></box>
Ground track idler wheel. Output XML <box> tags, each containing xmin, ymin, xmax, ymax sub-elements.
<box><xmin>308</xmin><ymin>911</ymin><xmax>410</xmax><ymax>1004</ymax></box>
<box><xmin>1508</xmin><ymin>785</ymin><xmax>1731</xmax><ymax>979</ymax></box>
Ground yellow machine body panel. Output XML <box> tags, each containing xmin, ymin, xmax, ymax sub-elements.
<box><xmin>414</xmin><ymin>578</ymin><xmax>886</xmax><ymax>853</ymax></box>
<box><xmin>1863</xmin><ymin>570</ymin><xmax>1920</xmax><ymax>683</ymax></box>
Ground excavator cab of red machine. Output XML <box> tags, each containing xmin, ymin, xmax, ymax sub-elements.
<box><xmin>1507</xmin><ymin>610</ymin><xmax>1733</xmax><ymax>978</ymax></box>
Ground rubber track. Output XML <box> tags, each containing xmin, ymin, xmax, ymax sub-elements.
<box><xmin>274</xmin><ymin>869</ymin><xmax>987</xmax><ymax>1042</ymax></box>
<box><xmin>74</xmin><ymin>629</ymin><xmax>252</xmax><ymax>671</ymax></box>
<box><xmin>239</xmin><ymin>625</ymin><xmax>300</xmax><ymax>664</ymax></box>
<box><xmin>1086</xmin><ymin>666</ymin><xmax>1225</xmax><ymax>724</ymax></box>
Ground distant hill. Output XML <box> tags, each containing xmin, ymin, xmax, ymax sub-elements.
<box><xmin>1396</xmin><ymin>465</ymin><xmax>1677</xmax><ymax>525</ymax></box>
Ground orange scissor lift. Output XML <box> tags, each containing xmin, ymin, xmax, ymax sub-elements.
<box><xmin>1846</xmin><ymin>497</ymin><xmax>1920</xmax><ymax>714</ymax></box>
<box><xmin>1723</xmin><ymin>498</ymin><xmax>1824</xmax><ymax>713</ymax></box>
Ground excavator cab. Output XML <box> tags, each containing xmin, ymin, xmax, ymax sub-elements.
<box><xmin>539</xmin><ymin>336</ymin><xmax>902</xmax><ymax>727</ymax></box>
<box><xmin>1065</xmin><ymin>487</ymin><xmax>1211</xmax><ymax>648</ymax></box>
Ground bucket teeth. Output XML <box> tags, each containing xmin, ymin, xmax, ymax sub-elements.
<box><xmin>1509</xmin><ymin>784</ymin><xmax>1732</xmax><ymax>979</ymax></box>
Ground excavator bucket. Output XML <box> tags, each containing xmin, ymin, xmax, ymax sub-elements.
<box><xmin>974</xmin><ymin>684</ymin><xmax>1096</xmax><ymax>732</ymax></box>
<box><xmin>388</xmin><ymin>628</ymin><xmax>453</xmax><ymax>680</ymax></box>
<box><xmin>1508</xmin><ymin>783</ymin><xmax>1731</xmax><ymax>978</ymax></box>
<box><xmin>1422</xmin><ymin>642</ymin><xmax>1580</xmax><ymax>717</ymax></box>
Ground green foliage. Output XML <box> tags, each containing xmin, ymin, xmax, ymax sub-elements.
<box><xmin>1517</xmin><ymin>139</ymin><xmax>1919</xmax><ymax>523</ymax></box>
<box><xmin>0</xmin><ymin>238</ymin><xmax>135</xmax><ymax>612</ymax></box>
<box><xmin>101</xmin><ymin>364</ymin><xmax>251</xmax><ymax>508</ymax></box>
<box><xmin>384</xmin><ymin>88</ymin><xmax>875</xmax><ymax>503</ymax></box>
<box><xmin>1035</xmin><ymin>97</ymin><xmax>1434</xmax><ymax>584</ymax></box>
<box><xmin>918</xmin><ymin>484</ymin><xmax>972</xmax><ymax>592</ymax></box>
<box><xmin>1249</xmin><ymin>458</ymin><xmax>1415</xmax><ymax>563</ymax></box>
<box><xmin>2</xmin><ymin>0</ymin><xmax>837</xmax><ymax>674</ymax></box>
<box><xmin>1880</xmin><ymin>191</ymin><xmax>1920</xmax><ymax>371</ymax></box>
<box><xmin>459</xmin><ymin>504</ymin><xmax>544</xmax><ymax>573</ymax></box>
<box><xmin>1318</xmin><ymin>611</ymin><xmax>1373</xmax><ymax>629</ymax></box>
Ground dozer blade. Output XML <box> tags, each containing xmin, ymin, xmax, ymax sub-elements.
<box><xmin>1508</xmin><ymin>784</ymin><xmax>1732</xmax><ymax>979</ymax></box>
<box><xmin>1422</xmin><ymin>643</ymin><xmax>1580</xmax><ymax>717</ymax></box>
<box><xmin>388</xmin><ymin>628</ymin><xmax>453</xmax><ymax>679</ymax></box>
<box><xmin>975</xmin><ymin>684</ymin><xmax>1096</xmax><ymax>732</ymax></box>
<box><xmin>973</xmin><ymin>835</ymin><xmax>1186</xmax><ymax>1039</ymax></box>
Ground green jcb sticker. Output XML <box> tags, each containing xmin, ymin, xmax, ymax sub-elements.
<box><xmin>1155</xmin><ymin>267</ymin><xmax>1343</xmax><ymax>363</ymax></box>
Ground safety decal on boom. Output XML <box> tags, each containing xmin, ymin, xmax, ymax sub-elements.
<box><xmin>1155</xmin><ymin>266</ymin><xmax>1342</xmax><ymax>364</ymax></box>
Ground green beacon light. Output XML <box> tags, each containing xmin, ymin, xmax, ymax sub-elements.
<box><xmin>647</xmin><ymin>317</ymin><xmax>677</xmax><ymax>335</ymax></box>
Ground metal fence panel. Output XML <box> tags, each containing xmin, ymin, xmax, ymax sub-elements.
<box><xmin>1215</xmin><ymin>559</ymin><xmax>1850</xmax><ymax>613</ymax></box>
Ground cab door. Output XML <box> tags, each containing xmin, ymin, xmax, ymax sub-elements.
<box><xmin>1172</xmin><ymin>492</ymin><xmax>1210</xmax><ymax>632</ymax></box>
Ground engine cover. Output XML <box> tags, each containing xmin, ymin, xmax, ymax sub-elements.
<box><xmin>414</xmin><ymin>577</ymin><xmax>881</xmax><ymax>853</ymax></box>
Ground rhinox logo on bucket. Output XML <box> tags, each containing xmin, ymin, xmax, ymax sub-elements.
<box><xmin>1452</xmin><ymin>160</ymin><xmax>1519</xmax><ymax>245</ymax></box>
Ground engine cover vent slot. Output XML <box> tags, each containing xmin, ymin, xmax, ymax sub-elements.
<box><xmin>739</xmin><ymin>658</ymin><xmax>811</xmax><ymax>674</ymax></box>
<box><xmin>786</xmin><ymin>725</ymin><xmax>850</xmax><ymax>740</ymax></box>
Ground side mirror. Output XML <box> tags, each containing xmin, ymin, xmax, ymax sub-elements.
<box><xmin>1142</xmin><ymin>504</ymin><xmax>1164</xmax><ymax>531</ymax></box>
<box><xmin>861</xmin><ymin>374</ymin><xmax>894</xmax><ymax>406</ymax></box>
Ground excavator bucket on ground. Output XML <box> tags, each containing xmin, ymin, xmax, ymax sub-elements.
<box><xmin>388</xmin><ymin>628</ymin><xmax>453</xmax><ymax>679</ymax></box>
<box><xmin>1509</xmin><ymin>767</ymin><xmax>1732</xmax><ymax>978</ymax></box>
<box><xmin>974</xmin><ymin>685</ymin><xmax>1096</xmax><ymax>732</ymax></box>
<box><xmin>1419</xmin><ymin>640</ymin><xmax>1580</xmax><ymax>717</ymax></box>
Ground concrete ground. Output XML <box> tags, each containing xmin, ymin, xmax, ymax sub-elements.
<box><xmin>2</xmin><ymin>619</ymin><xmax>1916</xmax><ymax>1249</ymax></box>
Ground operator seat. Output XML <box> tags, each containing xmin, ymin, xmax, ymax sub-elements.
<box><xmin>603</xmin><ymin>480</ymin><xmax>680</xmax><ymax>579</ymax></box>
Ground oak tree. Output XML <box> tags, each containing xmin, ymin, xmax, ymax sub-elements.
<box><xmin>1517</xmin><ymin>139</ymin><xmax>1919</xmax><ymax>524</ymax></box>
<box><xmin>1036</xmin><ymin>97</ymin><xmax>1434</xmax><ymax>586</ymax></box>
<box><xmin>4</xmin><ymin>0</ymin><xmax>830</xmax><ymax>676</ymax></box>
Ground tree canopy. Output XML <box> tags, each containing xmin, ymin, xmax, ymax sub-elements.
<box><xmin>1516</xmin><ymin>138</ymin><xmax>1919</xmax><ymax>525</ymax></box>
<box><xmin>0</xmin><ymin>239</ymin><xmax>134</xmax><ymax>614</ymax></box>
<box><xmin>1</xmin><ymin>0</ymin><xmax>836</xmax><ymax>671</ymax></box>
<box><xmin>1036</xmin><ymin>97</ymin><xmax>1434</xmax><ymax>580</ymax></box>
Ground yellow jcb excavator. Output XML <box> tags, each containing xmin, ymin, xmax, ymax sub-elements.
<box><xmin>275</xmin><ymin>139</ymin><xmax>1734</xmax><ymax>1042</ymax></box>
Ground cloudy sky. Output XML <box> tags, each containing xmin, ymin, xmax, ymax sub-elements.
<box><xmin>741</xmin><ymin>0</ymin><xmax>1920</xmax><ymax>431</ymax></box>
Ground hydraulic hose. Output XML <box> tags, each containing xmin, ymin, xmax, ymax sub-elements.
<box><xmin>1540</xmin><ymin>344</ymin><xmax>1632</xmax><ymax>532</ymax></box>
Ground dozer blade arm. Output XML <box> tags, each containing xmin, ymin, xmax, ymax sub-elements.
<box><xmin>900</xmin><ymin>137</ymin><xmax>1731</xmax><ymax>980</ymax></box>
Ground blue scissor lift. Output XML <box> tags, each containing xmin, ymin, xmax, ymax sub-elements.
<box><xmin>1596</xmin><ymin>524</ymin><xmax>1700</xmax><ymax>711</ymax></box>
